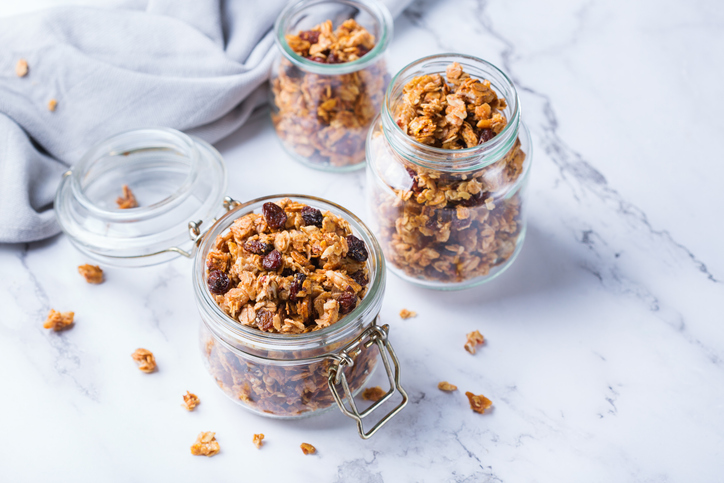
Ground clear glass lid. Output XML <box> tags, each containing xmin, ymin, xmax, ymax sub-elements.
<box><xmin>55</xmin><ymin>128</ymin><xmax>227</xmax><ymax>267</ymax></box>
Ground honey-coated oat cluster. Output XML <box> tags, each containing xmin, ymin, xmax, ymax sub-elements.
<box><xmin>371</xmin><ymin>62</ymin><xmax>527</xmax><ymax>283</ymax></box>
<box><xmin>272</xmin><ymin>19</ymin><xmax>388</xmax><ymax>167</ymax></box>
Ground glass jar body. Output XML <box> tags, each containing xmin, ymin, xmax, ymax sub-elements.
<box><xmin>270</xmin><ymin>0</ymin><xmax>393</xmax><ymax>172</ymax></box>
<box><xmin>365</xmin><ymin>55</ymin><xmax>533</xmax><ymax>290</ymax></box>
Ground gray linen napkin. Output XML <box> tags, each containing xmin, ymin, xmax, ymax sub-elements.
<box><xmin>0</xmin><ymin>0</ymin><xmax>410</xmax><ymax>243</ymax></box>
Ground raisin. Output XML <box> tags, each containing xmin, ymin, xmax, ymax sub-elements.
<box><xmin>256</xmin><ymin>310</ymin><xmax>274</xmax><ymax>331</ymax></box>
<box><xmin>406</xmin><ymin>167</ymin><xmax>422</xmax><ymax>194</ymax></box>
<box><xmin>301</xmin><ymin>206</ymin><xmax>323</xmax><ymax>228</ymax></box>
<box><xmin>327</xmin><ymin>51</ymin><xmax>341</xmax><ymax>64</ymax></box>
<box><xmin>310</xmin><ymin>56</ymin><xmax>326</xmax><ymax>63</ymax></box>
<box><xmin>346</xmin><ymin>235</ymin><xmax>368</xmax><ymax>262</ymax></box>
<box><xmin>460</xmin><ymin>191</ymin><xmax>486</xmax><ymax>208</ymax></box>
<box><xmin>289</xmin><ymin>273</ymin><xmax>307</xmax><ymax>302</ymax></box>
<box><xmin>350</xmin><ymin>270</ymin><xmax>368</xmax><ymax>287</ymax></box>
<box><xmin>338</xmin><ymin>289</ymin><xmax>357</xmax><ymax>315</ymax></box>
<box><xmin>298</xmin><ymin>30</ymin><xmax>320</xmax><ymax>44</ymax></box>
<box><xmin>479</xmin><ymin>128</ymin><xmax>496</xmax><ymax>144</ymax></box>
<box><xmin>207</xmin><ymin>270</ymin><xmax>230</xmax><ymax>295</ymax></box>
<box><xmin>244</xmin><ymin>239</ymin><xmax>272</xmax><ymax>255</ymax></box>
<box><xmin>356</xmin><ymin>45</ymin><xmax>370</xmax><ymax>57</ymax></box>
<box><xmin>262</xmin><ymin>250</ymin><xmax>283</xmax><ymax>271</ymax></box>
<box><xmin>262</xmin><ymin>202</ymin><xmax>287</xmax><ymax>230</ymax></box>
<box><xmin>281</xmin><ymin>267</ymin><xmax>295</xmax><ymax>277</ymax></box>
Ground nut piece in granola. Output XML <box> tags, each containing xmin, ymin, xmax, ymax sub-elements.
<box><xmin>47</xmin><ymin>99</ymin><xmax>57</xmax><ymax>112</ymax></box>
<box><xmin>464</xmin><ymin>330</ymin><xmax>485</xmax><ymax>354</ymax></box>
<box><xmin>78</xmin><ymin>264</ymin><xmax>104</xmax><ymax>284</ymax></box>
<box><xmin>116</xmin><ymin>184</ymin><xmax>138</xmax><ymax>209</ymax></box>
<box><xmin>362</xmin><ymin>386</ymin><xmax>387</xmax><ymax>402</ymax></box>
<box><xmin>252</xmin><ymin>433</ymin><xmax>264</xmax><ymax>449</ymax></box>
<box><xmin>437</xmin><ymin>381</ymin><xmax>458</xmax><ymax>392</ymax></box>
<box><xmin>465</xmin><ymin>391</ymin><xmax>492</xmax><ymax>414</ymax></box>
<box><xmin>131</xmin><ymin>348</ymin><xmax>156</xmax><ymax>373</ymax></box>
<box><xmin>43</xmin><ymin>309</ymin><xmax>74</xmax><ymax>332</ymax></box>
<box><xmin>399</xmin><ymin>309</ymin><xmax>417</xmax><ymax>319</ymax></box>
<box><xmin>16</xmin><ymin>59</ymin><xmax>28</xmax><ymax>77</ymax></box>
<box><xmin>182</xmin><ymin>391</ymin><xmax>200</xmax><ymax>411</ymax></box>
<box><xmin>190</xmin><ymin>432</ymin><xmax>220</xmax><ymax>457</ymax></box>
<box><xmin>300</xmin><ymin>442</ymin><xmax>316</xmax><ymax>455</ymax></box>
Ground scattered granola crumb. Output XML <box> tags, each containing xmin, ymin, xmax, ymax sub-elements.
<box><xmin>78</xmin><ymin>264</ymin><xmax>104</xmax><ymax>284</ymax></box>
<box><xmin>464</xmin><ymin>330</ymin><xmax>485</xmax><ymax>354</ymax></box>
<box><xmin>16</xmin><ymin>59</ymin><xmax>28</xmax><ymax>77</ymax></box>
<box><xmin>182</xmin><ymin>391</ymin><xmax>200</xmax><ymax>411</ymax></box>
<box><xmin>252</xmin><ymin>433</ymin><xmax>265</xmax><ymax>449</ymax></box>
<box><xmin>300</xmin><ymin>442</ymin><xmax>316</xmax><ymax>455</ymax></box>
<box><xmin>131</xmin><ymin>348</ymin><xmax>156</xmax><ymax>373</ymax></box>
<box><xmin>362</xmin><ymin>386</ymin><xmax>386</xmax><ymax>402</ymax></box>
<box><xmin>438</xmin><ymin>381</ymin><xmax>458</xmax><ymax>392</ymax></box>
<box><xmin>47</xmin><ymin>99</ymin><xmax>57</xmax><ymax>111</ymax></box>
<box><xmin>190</xmin><ymin>432</ymin><xmax>220</xmax><ymax>457</ymax></box>
<box><xmin>465</xmin><ymin>391</ymin><xmax>492</xmax><ymax>414</ymax></box>
<box><xmin>399</xmin><ymin>309</ymin><xmax>417</xmax><ymax>319</ymax></box>
<box><xmin>116</xmin><ymin>184</ymin><xmax>138</xmax><ymax>209</ymax></box>
<box><xmin>43</xmin><ymin>309</ymin><xmax>74</xmax><ymax>332</ymax></box>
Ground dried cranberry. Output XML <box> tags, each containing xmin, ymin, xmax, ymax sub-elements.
<box><xmin>350</xmin><ymin>270</ymin><xmax>368</xmax><ymax>287</ymax></box>
<box><xmin>460</xmin><ymin>191</ymin><xmax>486</xmax><ymax>208</ymax></box>
<box><xmin>256</xmin><ymin>310</ymin><xmax>275</xmax><ymax>331</ymax></box>
<box><xmin>406</xmin><ymin>167</ymin><xmax>422</xmax><ymax>194</ymax></box>
<box><xmin>310</xmin><ymin>56</ymin><xmax>326</xmax><ymax>63</ymax></box>
<box><xmin>478</xmin><ymin>128</ymin><xmax>496</xmax><ymax>144</ymax></box>
<box><xmin>262</xmin><ymin>202</ymin><xmax>287</xmax><ymax>230</ymax></box>
<box><xmin>207</xmin><ymin>270</ymin><xmax>230</xmax><ymax>295</ymax></box>
<box><xmin>301</xmin><ymin>206</ymin><xmax>323</xmax><ymax>228</ymax></box>
<box><xmin>346</xmin><ymin>235</ymin><xmax>368</xmax><ymax>262</ymax></box>
<box><xmin>289</xmin><ymin>273</ymin><xmax>307</xmax><ymax>302</ymax></box>
<box><xmin>298</xmin><ymin>30</ymin><xmax>320</xmax><ymax>44</ymax></box>
<box><xmin>327</xmin><ymin>51</ymin><xmax>341</xmax><ymax>64</ymax></box>
<box><xmin>338</xmin><ymin>289</ymin><xmax>358</xmax><ymax>315</ymax></box>
<box><xmin>281</xmin><ymin>267</ymin><xmax>295</xmax><ymax>277</ymax></box>
<box><xmin>356</xmin><ymin>45</ymin><xmax>370</xmax><ymax>57</ymax></box>
<box><xmin>244</xmin><ymin>239</ymin><xmax>272</xmax><ymax>255</ymax></box>
<box><xmin>262</xmin><ymin>249</ymin><xmax>283</xmax><ymax>271</ymax></box>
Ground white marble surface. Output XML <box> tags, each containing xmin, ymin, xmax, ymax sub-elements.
<box><xmin>2</xmin><ymin>0</ymin><xmax>724</xmax><ymax>481</ymax></box>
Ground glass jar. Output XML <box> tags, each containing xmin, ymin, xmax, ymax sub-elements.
<box><xmin>270</xmin><ymin>0</ymin><xmax>393</xmax><ymax>172</ymax></box>
<box><xmin>365</xmin><ymin>54</ymin><xmax>533</xmax><ymax>290</ymax></box>
<box><xmin>55</xmin><ymin>129</ymin><xmax>408</xmax><ymax>438</ymax></box>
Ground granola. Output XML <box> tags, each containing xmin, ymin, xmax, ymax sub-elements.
<box><xmin>464</xmin><ymin>330</ymin><xmax>485</xmax><ymax>354</ymax></box>
<box><xmin>43</xmin><ymin>309</ymin><xmax>74</xmax><ymax>332</ymax></box>
<box><xmin>272</xmin><ymin>19</ymin><xmax>388</xmax><ymax>168</ymax></box>
<box><xmin>78</xmin><ymin>264</ymin><xmax>104</xmax><ymax>284</ymax></box>
<box><xmin>253</xmin><ymin>433</ymin><xmax>265</xmax><ymax>449</ymax></box>
<box><xmin>465</xmin><ymin>391</ymin><xmax>493</xmax><ymax>414</ymax></box>
<box><xmin>300</xmin><ymin>442</ymin><xmax>316</xmax><ymax>455</ymax></box>
<box><xmin>399</xmin><ymin>308</ymin><xmax>417</xmax><ymax>319</ymax></box>
<box><xmin>116</xmin><ymin>185</ymin><xmax>138</xmax><ymax>209</ymax></box>
<box><xmin>47</xmin><ymin>99</ymin><xmax>57</xmax><ymax>112</ymax></box>
<box><xmin>16</xmin><ymin>59</ymin><xmax>28</xmax><ymax>77</ymax></box>
<box><xmin>362</xmin><ymin>386</ymin><xmax>386</xmax><ymax>402</ymax></box>
<box><xmin>131</xmin><ymin>348</ymin><xmax>156</xmax><ymax>373</ymax></box>
<box><xmin>182</xmin><ymin>391</ymin><xmax>200</xmax><ymax>411</ymax></box>
<box><xmin>190</xmin><ymin>432</ymin><xmax>220</xmax><ymax>456</ymax></box>
<box><xmin>437</xmin><ymin>381</ymin><xmax>457</xmax><ymax>392</ymax></box>
<box><xmin>369</xmin><ymin>62</ymin><xmax>527</xmax><ymax>284</ymax></box>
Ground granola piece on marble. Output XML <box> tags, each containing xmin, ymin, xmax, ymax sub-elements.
<box><xmin>131</xmin><ymin>348</ymin><xmax>156</xmax><ymax>373</ymax></box>
<box><xmin>78</xmin><ymin>264</ymin><xmax>104</xmax><ymax>284</ymax></box>
<box><xmin>465</xmin><ymin>391</ymin><xmax>493</xmax><ymax>414</ymax></box>
<box><xmin>190</xmin><ymin>432</ymin><xmax>220</xmax><ymax>456</ymax></box>
<box><xmin>300</xmin><ymin>442</ymin><xmax>316</xmax><ymax>455</ymax></box>
<box><xmin>464</xmin><ymin>330</ymin><xmax>485</xmax><ymax>355</ymax></box>
<box><xmin>182</xmin><ymin>391</ymin><xmax>200</xmax><ymax>411</ymax></box>
<box><xmin>252</xmin><ymin>433</ymin><xmax>264</xmax><ymax>449</ymax></box>
<box><xmin>43</xmin><ymin>309</ymin><xmax>74</xmax><ymax>332</ymax></box>
<box><xmin>437</xmin><ymin>381</ymin><xmax>458</xmax><ymax>392</ymax></box>
<box><xmin>362</xmin><ymin>386</ymin><xmax>387</xmax><ymax>402</ymax></box>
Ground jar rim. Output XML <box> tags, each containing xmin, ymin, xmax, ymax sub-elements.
<box><xmin>381</xmin><ymin>53</ymin><xmax>522</xmax><ymax>171</ymax></box>
<box><xmin>193</xmin><ymin>194</ymin><xmax>386</xmax><ymax>351</ymax></box>
<box><xmin>274</xmin><ymin>0</ymin><xmax>393</xmax><ymax>75</ymax></box>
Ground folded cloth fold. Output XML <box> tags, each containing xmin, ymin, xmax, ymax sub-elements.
<box><xmin>0</xmin><ymin>0</ymin><xmax>411</xmax><ymax>243</ymax></box>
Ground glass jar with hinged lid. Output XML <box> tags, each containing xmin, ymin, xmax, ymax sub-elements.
<box><xmin>54</xmin><ymin>128</ymin><xmax>408</xmax><ymax>439</ymax></box>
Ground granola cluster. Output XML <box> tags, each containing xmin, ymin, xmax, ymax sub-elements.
<box><xmin>78</xmin><ymin>264</ymin><xmax>104</xmax><ymax>284</ymax></box>
<box><xmin>190</xmin><ymin>432</ymin><xmax>220</xmax><ymax>457</ymax></box>
<box><xmin>43</xmin><ymin>309</ymin><xmax>74</xmax><ymax>332</ymax></box>
<box><xmin>182</xmin><ymin>391</ymin><xmax>200</xmax><ymax>411</ymax></box>
<box><xmin>370</xmin><ymin>62</ymin><xmax>527</xmax><ymax>284</ymax></box>
<box><xmin>464</xmin><ymin>330</ymin><xmax>485</xmax><ymax>354</ymax></box>
<box><xmin>272</xmin><ymin>19</ymin><xmax>388</xmax><ymax>167</ymax></box>
<box><xmin>131</xmin><ymin>348</ymin><xmax>156</xmax><ymax>373</ymax></box>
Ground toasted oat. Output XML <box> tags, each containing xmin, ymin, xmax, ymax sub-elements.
<box><xmin>438</xmin><ymin>381</ymin><xmax>458</xmax><ymax>392</ymax></box>
<box><xmin>362</xmin><ymin>386</ymin><xmax>386</xmax><ymax>402</ymax></box>
<box><xmin>47</xmin><ymin>99</ymin><xmax>57</xmax><ymax>111</ymax></box>
<box><xmin>465</xmin><ymin>391</ymin><xmax>492</xmax><ymax>414</ymax></box>
<box><xmin>43</xmin><ymin>309</ymin><xmax>74</xmax><ymax>332</ymax></box>
<box><xmin>131</xmin><ymin>348</ymin><xmax>156</xmax><ymax>373</ymax></box>
<box><xmin>116</xmin><ymin>184</ymin><xmax>138</xmax><ymax>209</ymax></box>
<box><xmin>399</xmin><ymin>309</ymin><xmax>417</xmax><ymax>319</ymax></box>
<box><xmin>252</xmin><ymin>433</ymin><xmax>265</xmax><ymax>449</ymax></box>
<box><xmin>16</xmin><ymin>59</ymin><xmax>28</xmax><ymax>77</ymax></box>
<box><xmin>300</xmin><ymin>442</ymin><xmax>316</xmax><ymax>455</ymax></box>
<box><xmin>78</xmin><ymin>264</ymin><xmax>104</xmax><ymax>284</ymax></box>
<box><xmin>190</xmin><ymin>432</ymin><xmax>220</xmax><ymax>457</ymax></box>
<box><xmin>464</xmin><ymin>330</ymin><xmax>485</xmax><ymax>354</ymax></box>
<box><xmin>182</xmin><ymin>391</ymin><xmax>200</xmax><ymax>411</ymax></box>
